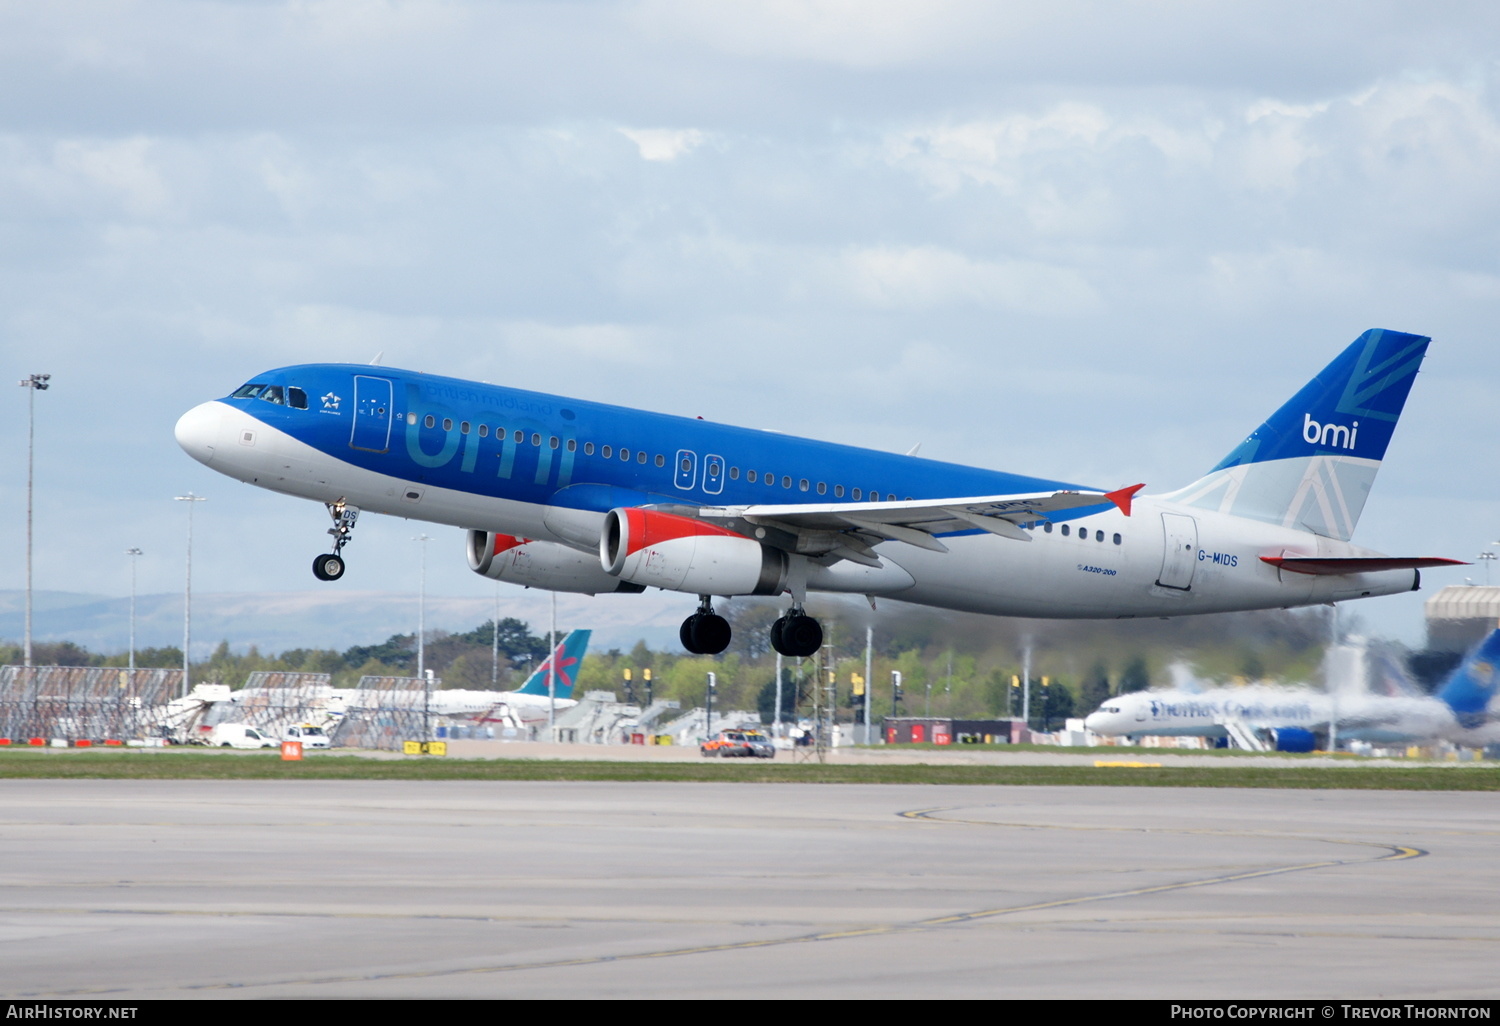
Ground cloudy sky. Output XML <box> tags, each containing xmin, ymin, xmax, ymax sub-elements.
<box><xmin>3</xmin><ymin>0</ymin><xmax>1498</xmax><ymax>649</ymax></box>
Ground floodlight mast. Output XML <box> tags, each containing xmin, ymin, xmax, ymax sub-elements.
<box><xmin>19</xmin><ymin>373</ymin><xmax>49</xmax><ymax>669</ymax></box>
<box><xmin>174</xmin><ymin>493</ymin><xmax>206</xmax><ymax>698</ymax></box>
<box><xmin>126</xmin><ymin>548</ymin><xmax>143</xmax><ymax>673</ymax></box>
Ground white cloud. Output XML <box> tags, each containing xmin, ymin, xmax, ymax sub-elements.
<box><xmin>833</xmin><ymin>245</ymin><xmax>1097</xmax><ymax>315</ymax></box>
<box><xmin>618</xmin><ymin>127</ymin><xmax>705</xmax><ymax>162</ymax></box>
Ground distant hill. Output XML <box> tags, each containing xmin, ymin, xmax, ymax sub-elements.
<box><xmin>0</xmin><ymin>589</ymin><xmax>684</xmax><ymax>657</ymax></box>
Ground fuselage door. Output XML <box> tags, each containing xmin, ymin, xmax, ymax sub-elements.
<box><xmin>1156</xmin><ymin>512</ymin><xmax>1198</xmax><ymax>591</ymax></box>
<box><xmin>702</xmin><ymin>453</ymin><xmax>725</xmax><ymax>495</ymax></box>
<box><xmin>674</xmin><ymin>449</ymin><xmax>697</xmax><ymax>490</ymax></box>
<box><xmin>350</xmin><ymin>376</ymin><xmax>394</xmax><ymax>453</ymax></box>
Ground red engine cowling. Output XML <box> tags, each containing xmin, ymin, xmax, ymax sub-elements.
<box><xmin>599</xmin><ymin>508</ymin><xmax>788</xmax><ymax>596</ymax></box>
<box><xmin>467</xmin><ymin>531</ymin><xmax>643</xmax><ymax>594</ymax></box>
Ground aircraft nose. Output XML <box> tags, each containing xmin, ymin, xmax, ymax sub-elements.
<box><xmin>175</xmin><ymin>401</ymin><xmax>224</xmax><ymax>465</ymax></box>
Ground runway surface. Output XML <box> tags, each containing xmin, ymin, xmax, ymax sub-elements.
<box><xmin>0</xmin><ymin>781</ymin><xmax>1494</xmax><ymax>999</ymax></box>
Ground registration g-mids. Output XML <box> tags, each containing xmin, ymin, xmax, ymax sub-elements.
<box><xmin>176</xmin><ymin>330</ymin><xmax>1463</xmax><ymax>657</ymax></box>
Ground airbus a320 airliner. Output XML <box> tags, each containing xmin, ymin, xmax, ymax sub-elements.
<box><xmin>175</xmin><ymin>329</ymin><xmax>1461</xmax><ymax>658</ymax></box>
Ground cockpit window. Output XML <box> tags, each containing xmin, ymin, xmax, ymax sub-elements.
<box><xmin>259</xmin><ymin>385</ymin><xmax>285</xmax><ymax>406</ymax></box>
<box><xmin>287</xmin><ymin>387</ymin><xmax>307</xmax><ymax>410</ymax></box>
<box><xmin>232</xmin><ymin>384</ymin><xmax>266</xmax><ymax>399</ymax></box>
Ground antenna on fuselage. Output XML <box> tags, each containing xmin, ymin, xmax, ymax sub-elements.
<box><xmin>369</xmin><ymin>351</ymin><xmax>384</xmax><ymax>365</ymax></box>
<box><xmin>905</xmin><ymin>442</ymin><xmax>921</xmax><ymax>456</ymax></box>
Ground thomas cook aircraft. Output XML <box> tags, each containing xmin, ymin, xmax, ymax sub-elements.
<box><xmin>1083</xmin><ymin>629</ymin><xmax>1500</xmax><ymax>747</ymax></box>
<box><xmin>175</xmin><ymin>329</ymin><xmax>1462</xmax><ymax>657</ymax></box>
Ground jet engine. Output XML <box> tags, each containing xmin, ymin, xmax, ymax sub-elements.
<box><xmin>467</xmin><ymin>531</ymin><xmax>643</xmax><ymax>594</ymax></box>
<box><xmin>600</xmin><ymin>507</ymin><xmax>788</xmax><ymax>596</ymax></box>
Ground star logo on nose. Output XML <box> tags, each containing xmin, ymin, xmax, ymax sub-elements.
<box><xmin>322</xmin><ymin>392</ymin><xmax>341</xmax><ymax>411</ymax></box>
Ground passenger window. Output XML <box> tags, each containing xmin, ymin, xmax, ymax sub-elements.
<box><xmin>478</xmin><ymin>425</ymin><xmax>488</xmax><ymax>438</ymax></box>
<box><xmin>887</xmin><ymin>494</ymin><xmax>896</xmax><ymax>502</ymax></box>
<box><xmin>550</xmin><ymin>436</ymin><xmax>559</xmax><ymax>449</ymax></box>
<box><xmin>620</xmin><ymin>448</ymin><xmax>630</xmax><ymax>461</ymax></box>
<box><xmin>461</xmin><ymin>422</ymin><xmax>470</xmax><ymax>434</ymax></box>
<box><xmin>638</xmin><ymin>451</ymin><xmax>647</xmax><ymax>464</ymax></box>
<box><xmin>424</xmin><ymin>415</ymin><xmax>435</xmax><ymax>429</ymax></box>
<box><xmin>1061</xmin><ymin>524</ymin><xmax>1070</xmax><ymax>536</ymax></box>
<box><xmin>799</xmin><ymin>479</ymin><xmax>809</xmax><ymax>491</ymax></box>
<box><xmin>568</xmin><ymin>439</ymin><xmax>577</xmax><ymax>452</ymax></box>
<box><xmin>1113</xmin><ymin>533</ymin><xmax>1122</xmax><ymax>545</ymax></box>
<box><xmin>602</xmin><ymin>445</ymin><xmax>612</xmax><ymax>458</ymax></box>
<box><xmin>1044</xmin><ymin>523</ymin><xmax>1053</xmax><ymax>533</ymax></box>
<box><xmin>584</xmin><ymin>442</ymin><xmax>595</xmax><ymax>455</ymax></box>
<box><xmin>817</xmin><ymin>482</ymin><xmax>827</xmax><ymax>495</ymax></box>
<box><xmin>781</xmin><ymin>476</ymin><xmax>791</xmax><ymax>488</ymax></box>
<box><xmin>442</xmin><ymin>418</ymin><xmax>453</xmax><ymax>431</ymax></box>
<box><xmin>1096</xmin><ymin>530</ymin><xmax>1104</xmax><ymax>542</ymax></box>
<box><xmin>514</xmin><ymin>430</ymin><xmax>523</xmax><ymax>443</ymax></box>
<box><xmin>729</xmin><ymin>467</ymin><xmax>740</xmax><ymax>480</ymax></box>
<box><xmin>834</xmin><ymin>485</ymin><xmax>844</xmax><ymax>497</ymax></box>
<box><xmin>852</xmin><ymin>488</ymin><xmax>861</xmax><ymax>500</ymax></box>
<box><xmin>747</xmin><ymin>470</ymin><xmax>757</xmax><ymax>483</ymax></box>
<box><xmin>531</xmin><ymin>433</ymin><xmax>541</xmax><ymax>446</ymax></box>
<box><xmin>288</xmin><ymin>387</ymin><xmax>307</xmax><ymax>409</ymax></box>
<box><xmin>407</xmin><ymin>413</ymin><xmax>417</xmax><ymax>426</ymax></box>
<box><xmin>655</xmin><ymin>453</ymin><xmax>664</xmax><ymax>467</ymax></box>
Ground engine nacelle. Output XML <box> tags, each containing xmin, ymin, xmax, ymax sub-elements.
<box><xmin>600</xmin><ymin>508</ymin><xmax>788</xmax><ymax>596</ymax></box>
<box><xmin>467</xmin><ymin>531</ymin><xmax>643</xmax><ymax>595</ymax></box>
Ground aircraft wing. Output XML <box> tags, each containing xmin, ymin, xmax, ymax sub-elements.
<box><xmin>694</xmin><ymin>484</ymin><xmax>1144</xmax><ymax>566</ymax></box>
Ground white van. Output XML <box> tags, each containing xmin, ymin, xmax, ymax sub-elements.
<box><xmin>206</xmin><ymin>723</ymin><xmax>278</xmax><ymax>749</ymax></box>
<box><xmin>283</xmin><ymin>724</ymin><xmax>330</xmax><ymax>749</ymax></box>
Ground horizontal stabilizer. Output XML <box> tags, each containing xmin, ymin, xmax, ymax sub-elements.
<box><xmin>1260</xmin><ymin>556</ymin><xmax>1468</xmax><ymax>576</ymax></box>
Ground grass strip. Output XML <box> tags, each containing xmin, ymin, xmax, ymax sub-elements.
<box><xmin>0</xmin><ymin>750</ymin><xmax>1496</xmax><ymax>789</ymax></box>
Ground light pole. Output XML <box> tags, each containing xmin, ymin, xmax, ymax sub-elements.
<box><xmin>413</xmin><ymin>534</ymin><xmax>430</xmax><ymax>681</ymax></box>
<box><xmin>1479</xmin><ymin>550</ymin><xmax>1497</xmax><ymax>587</ymax></box>
<box><xmin>547</xmin><ymin>590</ymin><xmax>557</xmax><ymax>735</ymax></box>
<box><xmin>125</xmin><ymin>548</ymin><xmax>143</xmax><ymax>673</ymax></box>
<box><xmin>19</xmin><ymin>373</ymin><xmax>50</xmax><ymax>668</ymax></box>
<box><xmin>863</xmin><ymin>625</ymin><xmax>873</xmax><ymax>745</ymax></box>
<box><xmin>174</xmin><ymin>493</ymin><xmax>206</xmax><ymax>697</ymax></box>
<box><xmin>491</xmin><ymin>584</ymin><xmax>501</xmax><ymax>687</ymax></box>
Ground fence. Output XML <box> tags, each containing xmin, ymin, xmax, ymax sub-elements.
<box><xmin>330</xmin><ymin>675</ymin><xmax>441</xmax><ymax>751</ymax></box>
<box><xmin>0</xmin><ymin>665</ymin><xmax>183</xmax><ymax>742</ymax></box>
<box><xmin>205</xmin><ymin>671</ymin><xmax>335</xmax><ymax>738</ymax></box>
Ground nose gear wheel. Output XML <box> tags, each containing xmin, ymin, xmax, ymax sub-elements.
<box><xmin>312</xmin><ymin>499</ymin><xmax>359</xmax><ymax>581</ymax></box>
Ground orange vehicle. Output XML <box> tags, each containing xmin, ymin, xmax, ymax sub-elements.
<box><xmin>700</xmin><ymin>729</ymin><xmax>775</xmax><ymax>759</ymax></box>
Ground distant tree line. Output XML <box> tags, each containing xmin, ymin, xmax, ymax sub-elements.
<box><xmin>4</xmin><ymin>601</ymin><xmax>1426</xmax><ymax>730</ymax></box>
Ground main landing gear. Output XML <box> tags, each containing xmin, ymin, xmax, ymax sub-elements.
<box><xmin>770</xmin><ymin>606</ymin><xmax>822</xmax><ymax>658</ymax></box>
<box><xmin>680</xmin><ymin>596</ymin><xmax>731</xmax><ymax>655</ymax></box>
<box><xmin>677</xmin><ymin>599</ymin><xmax>824</xmax><ymax>658</ymax></box>
<box><xmin>312</xmin><ymin>499</ymin><xmax>360</xmax><ymax>581</ymax></box>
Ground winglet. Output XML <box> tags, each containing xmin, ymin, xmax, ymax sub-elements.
<box><xmin>1105</xmin><ymin>483</ymin><xmax>1145</xmax><ymax>517</ymax></box>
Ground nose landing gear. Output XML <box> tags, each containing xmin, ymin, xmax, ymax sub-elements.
<box><xmin>312</xmin><ymin>500</ymin><xmax>359</xmax><ymax>581</ymax></box>
<box><xmin>680</xmin><ymin>596</ymin><xmax>731</xmax><ymax>655</ymax></box>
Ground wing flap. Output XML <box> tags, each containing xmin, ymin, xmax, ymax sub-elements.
<box><xmin>1261</xmin><ymin>556</ymin><xmax>1468</xmax><ymax>576</ymax></box>
<box><xmin>691</xmin><ymin>485</ymin><xmax>1140</xmax><ymax>562</ymax></box>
